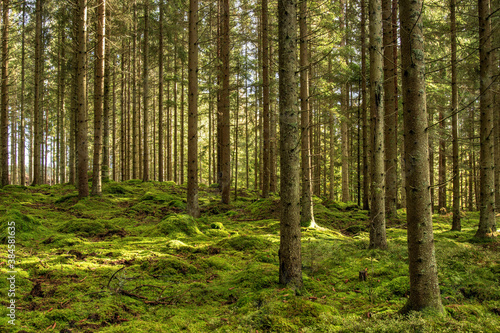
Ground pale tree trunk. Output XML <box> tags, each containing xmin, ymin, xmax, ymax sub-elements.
<box><xmin>187</xmin><ymin>0</ymin><xmax>199</xmax><ymax>217</ymax></box>
<box><xmin>180</xmin><ymin>65</ymin><xmax>185</xmax><ymax>184</ymax></box>
<box><xmin>158</xmin><ymin>0</ymin><xmax>164</xmax><ymax>182</ymax></box>
<box><xmin>1</xmin><ymin>0</ymin><xmax>10</xmax><ymax>187</ymax></box>
<box><xmin>476</xmin><ymin>0</ymin><xmax>495</xmax><ymax>237</ymax></box>
<box><xmin>92</xmin><ymin>0</ymin><xmax>105</xmax><ymax>196</ymax></box>
<box><xmin>340</xmin><ymin>0</ymin><xmax>349</xmax><ymax>203</ymax></box>
<box><xmin>76</xmin><ymin>0</ymin><xmax>89</xmax><ymax>198</ymax></box>
<box><xmin>102</xmin><ymin>41</ymin><xmax>110</xmax><ymax>181</ymax></box>
<box><xmin>451</xmin><ymin>0</ymin><xmax>461</xmax><ymax>231</ymax></box>
<box><xmin>383</xmin><ymin>0</ymin><xmax>397</xmax><ymax>217</ymax></box>
<box><xmin>112</xmin><ymin>59</ymin><xmax>116</xmax><ymax>181</ymax></box>
<box><xmin>220</xmin><ymin>0</ymin><xmax>231</xmax><ymax>204</ymax></box>
<box><xmin>438</xmin><ymin>110</ymin><xmax>446</xmax><ymax>210</ymax></box>
<box><xmin>399</xmin><ymin>0</ymin><xmax>443</xmax><ymax>313</ymax></box>
<box><xmin>132</xmin><ymin>2</ymin><xmax>138</xmax><ymax>179</ymax></box>
<box><xmin>278</xmin><ymin>0</ymin><xmax>302</xmax><ymax>288</ymax></box>
<box><xmin>59</xmin><ymin>26</ymin><xmax>66</xmax><ymax>184</ymax></box>
<box><xmin>369</xmin><ymin>0</ymin><xmax>387</xmax><ymax>249</ymax></box>
<box><xmin>143</xmin><ymin>0</ymin><xmax>149</xmax><ymax>182</ymax></box>
<box><xmin>329</xmin><ymin>57</ymin><xmax>335</xmax><ymax>200</ymax></box>
<box><xmin>299</xmin><ymin>0</ymin><xmax>315</xmax><ymax>227</ymax></box>
<box><xmin>262</xmin><ymin>0</ymin><xmax>270</xmax><ymax>198</ymax></box>
<box><xmin>33</xmin><ymin>0</ymin><xmax>43</xmax><ymax>186</ymax></box>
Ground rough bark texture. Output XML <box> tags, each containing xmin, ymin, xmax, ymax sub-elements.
<box><xmin>383</xmin><ymin>0</ymin><xmax>397</xmax><ymax>218</ymax></box>
<box><xmin>438</xmin><ymin>110</ymin><xmax>447</xmax><ymax>210</ymax></box>
<box><xmin>361</xmin><ymin>0</ymin><xmax>369</xmax><ymax>210</ymax></box>
<box><xmin>476</xmin><ymin>0</ymin><xmax>495</xmax><ymax>237</ymax></box>
<box><xmin>369</xmin><ymin>0</ymin><xmax>387</xmax><ymax>250</ymax></box>
<box><xmin>299</xmin><ymin>0</ymin><xmax>314</xmax><ymax>227</ymax></box>
<box><xmin>187</xmin><ymin>0</ymin><xmax>199</xmax><ymax>218</ymax></box>
<box><xmin>340</xmin><ymin>0</ymin><xmax>349</xmax><ymax>203</ymax></box>
<box><xmin>19</xmin><ymin>2</ymin><xmax>26</xmax><ymax>185</ymax></box>
<box><xmin>1</xmin><ymin>0</ymin><xmax>10</xmax><ymax>187</ymax></box>
<box><xmin>142</xmin><ymin>0</ymin><xmax>149</xmax><ymax>182</ymax></box>
<box><xmin>92</xmin><ymin>0</ymin><xmax>105</xmax><ymax>196</ymax></box>
<box><xmin>399</xmin><ymin>0</ymin><xmax>444</xmax><ymax>313</ymax></box>
<box><xmin>278</xmin><ymin>0</ymin><xmax>303</xmax><ymax>288</ymax></box>
<box><xmin>451</xmin><ymin>0</ymin><xmax>461</xmax><ymax>231</ymax></box>
<box><xmin>132</xmin><ymin>2</ymin><xmax>138</xmax><ymax>180</ymax></box>
<box><xmin>262</xmin><ymin>0</ymin><xmax>270</xmax><ymax>198</ymax></box>
<box><xmin>33</xmin><ymin>0</ymin><xmax>43</xmax><ymax>186</ymax></box>
<box><xmin>220</xmin><ymin>0</ymin><xmax>231</xmax><ymax>204</ymax></box>
<box><xmin>76</xmin><ymin>0</ymin><xmax>89</xmax><ymax>197</ymax></box>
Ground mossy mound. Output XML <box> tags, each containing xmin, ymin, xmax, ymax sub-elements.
<box><xmin>247</xmin><ymin>198</ymin><xmax>280</xmax><ymax>220</ymax></box>
<box><xmin>210</xmin><ymin>222</ymin><xmax>224</xmax><ymax>229</ymax></box>
<box><xmin>151</xmin><ymin>214</ymin><xmax>202</xmax><ymax>238</ymax></box>
<box><xmin>58</xmin><ymin>219</ymin><xmax>120</xmax><ymax>237</ymax></box>
<box><xmin>142</xmin><ymin>256</ymin><xmax>199</xmax><ymax>276</ymax></box>
<box><xmin>0</xmin><ymin>209</ymin><xmax>42</xmax><ymax>242</ymax></box>
<box><xmin>105</xmin><ymin>184</ymin><xmax>130</xmax><ymax>195</ymax></box>
<box><xmin>218</xmin><ymin>235</ymin><xmax>274</xmax><ymax>252</ymax></box>
<box><xmin>165</xmin><ymin>239</ymin><xmax>191</xmax><ymax>251</ymax></box>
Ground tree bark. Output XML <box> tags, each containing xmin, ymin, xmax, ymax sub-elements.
<box><xmin>278</xmin><ymin>0</ymin><xmax>303</xmax><ymax>288</ymax></box>
<box><xmin>476</xmin><ymin>0</ymin><xmax>495</xmax><ymax>237</ymax></box>
<box><xmin>361</xmin><ymin>0</ymin><xmax>369</xmax><ymax>209</ymax></box>
<box><xmin>92</xmin><ymin>0</ymin><xmax>105</xmax><ymax>196</ymax></box>
<box><xmin>262</xmin><ymin>0</ymin><xmax>270</xmax><ymax>198</ymax></box>
<box><xmin>33</xmin><ymin>0</ymin><xmax>43</xmax><ymax>186</ymax></box>
<box><xmin>369</xmin><ymin>0</ymin><xmax>387</xmax><ymax>249</ymax></box>
<box><xmin>1</xmin><ymin>0</ymin><xmax>10</xmax><ymax>187</ymax></box>
<box><xmin>399</xmin><ymin>0</ymin><xmax>443</xmax><ymax>313</ymax></box>
<box><xmin>142</xmin><ymin>0</ymin><xmax>149</xmax><ymax>182</ymax></box>
<box><xmin>451</xmin><ymin>0</ymin><xmax>461</xmax><ymax>231</ymax></box>
<box><xmin>19</xmin><ymin>1</ymin><xmax>26</xmax><ymax>185</ymax></box>
<box><xmin>187</xmin><ymin>0</ymin><xmax>200</xmax><ymax>217</ymax></box>
<box><xmin>76</xmin><ymin>0</ymin><xmax>89</xmax><ymax>198</ymax></box>
<box><xmin>158</xmin><ymin>0</ymin><xmax>164</xmax><ymax>182</ymax></box>
<box><xmin>340</xmin><ymin>0</ymin><xmax>349</xmax><ymax>203</ymax></box>
<box><xmin>220</xmin><ymin>0</ymin><xmax>231</xmax><ymax>204</ymax></box>
<box><xmin>383</xmin><ymin>0</ymin><xmax>397</xmax><ymax>218</ymax></box>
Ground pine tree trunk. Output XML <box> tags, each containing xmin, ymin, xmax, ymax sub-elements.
<box><xmin>19</xmin><ymin>1</ymin><xmax>26</xmax><ymax>185</ymax></box>
<box><xmin>158</xmin><ymin>0</ymin><xmax>164</xmax><ymax>182</ymax></box>
<box><xmin>33</xmin><ymin>0</ymin><xmax>43</xmax><ymax>186</ymax></box>
<box><xmin>399</xmin><ymin>0</ymin><xmax>443</xmax><ymax>313</ymax></box>
<box><xmin>340</xmin><ymin>0</ymin><xmax>349</xmax><ymax>203</ymax></box>
<box><xmin>299</xmin><ymin>0</ymin><xmax>314</xmax><ymax>226</ymax></box>
<box><xmin>102</xmin><ymin>43</ymin><xmax>110</xmax><ymax>181</ymax></box>
<box><xmin>262</xmin><ymin>0</ymin><xmax>270</xmax><ymax>198</ymax></box>
<box><xmin>476</xmin><ymin>0</ymin><xmax>495</xmax><ymax>237</ymax></box>
<box><xmin>361</xmin><ymin>0</ymin><xmax>369</xmax><ymax>210</ymax></box>
<box><xmin>278</xmin><ymin>0</ymin><xmax>302</xmax><ymax>288</ymax></box>
<box><xmin>438</xmin><ymin>110</ymin><xmax>446</xmax><ymax>210</ymax></box>
<box><xmin>220</xmin><ymin>0</ymin><xmax>231</xmax><ymax>204</ymax></box>
<box><xmin>92</xmin><ymin>0</ymin><xmax>105</xmax><ymax>196</ymax></box>
<box><xmin>187</xmin><ymin>0</ymin><xmax>199</xmax><ymax>217</ymax></box>
<box><xmin>1</xmin><ymin>0</ymin><xmax>10</xmax><ymax>187</ymax></box>
<box><xmin>76</xmin><ymin>0</ymin><xmax>89</xmax><ymax>198</ymax></box>
<box><xmin>132</xmin><ymin>2</ymin><xmax>139</xmax><ymax>180</ymax></box>
<box><xmin>180</xmin><ymin>64</ymin><xmax>185</xmax><ymax>185</ymax></box>
<box><xmin>383</xmin><ymin>0</ymin><xmax>397</xmax><ymax>218</ymax></box>
<box><xmin>142</xmin><ymin>0</ymin><xmax>149</xmax><ymax>182</ymax></box>
<box><xmin>451</xmin><ymin>0</ymin><xmax>461</xmax><ymax>231</ymax></box>
<box><xmin>369</xmin><ymin>0</ymin><xmax>387</xmax><ymax>249</ymax></box>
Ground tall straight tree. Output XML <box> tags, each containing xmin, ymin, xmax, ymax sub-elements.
<box><xmin>187</xmin><ymin>0</ymin><xmax>199</xmax><ymax>217</ymax></box>
<box><xmin>158</xmin><ymin>0</ymin><xmax>164</xmax><ymax>182</ymax></box>
<box><xmin>340</xmin><ymin>0</ymin><xmax>349</xmax><ymax>203</ymax></box>
<box><xmin>18</xmin><ymin>1</ymin><xmax>26</xmax><ymax>185</ymax></box>
<box><xmin>92</xmin><ymin>0</ymin><xmax>106</xmax><ymax>196</ymax></box>
<box><xmin>142</xmin><ymin>0</ymin><xmax>149</xmax><ymax>182</ymax></box>
<box><xmin>361</xmin><ymin>0</ymin><xmax>369</xmax><ymax>210</ymax></box>
<box><xmin>278</xmin><ymin>0</ymin><xmax>302</xmax><ymax>288</ymax></box>
<box><xmin>369</xmin><ymin>0</ymin><xmax>387</xmax><ymax>249</ymax></box>
<box><xmin>451</xmin><ymin>0</ymin><xmax>461</xmax><ymax>231</ymax></box>
<box><xmin>399</xmin><ymin>0</ymin><xmax>443</xmax><ymax>313</ymax></box>
<box><xmin>76</xmin><ymin>0</ymin><xmax>89</xmax><ymax>198</ymax></box>
<box><xmin>220</xmin><ymin>0</ymin><xmax>231</xmax><ymax>204</ymax></box>
<box><xmin>33</xmin><ymin>0</ymin><xmax>43</xmax><ymax>186</ymax></box>
<box><xmin>1</xmin><ymin>0</ymin><xmax>10</xmax><ymax>187</ymax></box>
<box><xmin>261</xmin><ymin>0</ymin><xmax>270</xmax><ymax>198</ymax></box>
<box><xmin>299</xmin><ymin>0</ymin><xmax>314</xmax><ymax>226</ymax></box>
<box><xmin>475</xmin><ymin>0</ymin><xmax>495</xmax><ymax>237</ymax></box>
<box><xmin>383</xmin><ymin>0</ymin><xmax>397</xmax><ymax>218</ymax></box>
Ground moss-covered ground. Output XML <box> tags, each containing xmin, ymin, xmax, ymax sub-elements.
<box><xmin>0</xmin><ymin>181</ymin><xmax>499</xmax><ymax>332</ymax></box>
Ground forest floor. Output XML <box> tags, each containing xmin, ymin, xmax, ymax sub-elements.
<box><xmin>0</xmin><ymin>180</ymin><xmax>499</xmax><ymax>332</ymax></box>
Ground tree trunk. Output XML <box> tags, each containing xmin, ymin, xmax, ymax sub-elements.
<box><xmin>76</xmin><ymin>0</ymin><xmax>89</xmax><ymax>198</ymax></box>
<box><xmin>340</xmin><ymin>0</ymin><xmax>349</xmax><ymax>203</ymax></box>
<box><xmin>476</xmin><ymin>0</ymin><xmax>495</xmax><ymax>237</ymax></box>
<box><xmin>158</xmin><ymin>0</ymin><xmax>164</xmax><ymax>182</ymax></box>
<box><xmin>143</xmin><ymin>0</ymin><xmax>149</xmax><ymax>182</ymax></box>
<box><xmin>361</xmin><ymin>0</ymin><xmax>369</xmax><ymax>210</ymax></box>
<box><xmin>369</xmin><ymin>0</ymin><xmax>387</xmax><ymax>249</ymax></box>
<box><xmin>19</xmin><ymin>1</ymin><xmax>26</xmax><ymax>185</ymax></box>
<box><xmin>33</xmin><ymin>0</ymin><xmax>43</xmax><ymax>186</ymax></box>
<box><xmin>262</xmin><ymin>0</ymin><xmax>270</xmax><ymax>198</ymax></box>
<box><xmin>92</xmin><ymin>0</ymin><xmax>105</xmax><ymax>196</ymax></box>
<box><xmin>132</xmin><ymin>2</ymin><xmax>138</xmax><ymax>180</ymax></box>
<box><xmin>220</xmin><ymin>0</ymin><xmax>231</xmax><ymax>204</ymax></box>
<box><xmin>438</xmin><ymin>110</ymin><xmax>446</xmax><ymax>211</ymax></box>
<box><xmin>451</xmin><ymin>0</ymin><xmax>461</xmax><ymax>231</ymax></box>
<box><xmin>102</xmin><ymin>41</ymin><xmax>110</xmax><ymax>181</ymax></box>
<box><xmin>187</xmin><ymin>0</ymin><xmax>199</xmax><ymax>217</ymax></box>
<box><xmin>278</xmin><ymin>0</ymin><xmax>302</xmax><ymax>288</ymax></box>
<box><xmin>399</xmin><ymin>0</ymin><xmax>443</xmax><ymax>313</ymax></box>
<box><xmin>299</xmin><ymin>0</ymin><xmax>314</xmax><ymax>227</ymax></box>
<box><xmin>1</xmin><ymin>0</ymin><xmax>10</xmax><ymax>187</ymax></box>
<box><xmin>383</xmin><ymin>0</ymin><xmax>397</xmax><ymax>218</ymax></box>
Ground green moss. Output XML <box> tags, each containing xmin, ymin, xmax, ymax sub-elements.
<box><xmin>0</xmin><ymin>209</ymin><xmax>42</xmax><ymax>242</ymax></box>
<box><xmin>210</xmin><ymin>222</ymin><xmax>224</xmax><ymax>229</ymax></box>
<box><xmin>150</xmin><ymin>214</ymin><xmax>202</xmax><ymax>238</ymax></box>
<box><xmin>142</xmin><ymin>256</ymin><xmax>199</xmax><ymax>276</ymax></box>
<box><xmin>58</xmin><ymin>219</ymin><xmax>120</xmax><ymax>237</ymax></box>
<box><xmin>218</xmin><ymin>235</ymin><xmax>274</xmax><ymax>252</ymax></box>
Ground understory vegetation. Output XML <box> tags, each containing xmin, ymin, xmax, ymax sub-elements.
<box><xmin>0</xmin><ymin>181</ymin><xmax>499</xmax><ymax>332</ymax></box>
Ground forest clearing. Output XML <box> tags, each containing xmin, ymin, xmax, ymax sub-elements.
<box><xmin>0</xmin><ymin>182</ymin><xmax>499</xmax><ymax>332</ymax></box>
